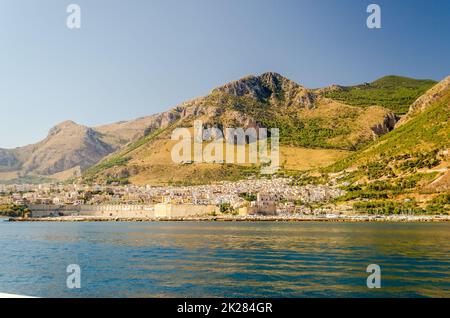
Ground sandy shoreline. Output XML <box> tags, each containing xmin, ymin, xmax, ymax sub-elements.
<box><xmin>6</xmin><ymin>215</ymin><xmax>450</xmax><ymax>223</ymax></box>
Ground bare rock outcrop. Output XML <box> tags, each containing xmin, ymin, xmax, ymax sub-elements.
<box><xmin>396</xmin><ymin>76</ymin><xmax>450</xmax><ymax>127</ymax></box>
<box><xmin>212</xmin><ymin>72</ymin><xmax>317</xmax><ymax>109</ymax></box>
<box><xmin>371</xmin><ymin>112</ymin><xmax>399</xmax><ymax>136</ymax></box>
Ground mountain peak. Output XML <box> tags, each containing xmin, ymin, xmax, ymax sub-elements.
<box><xmin>211</xmin><ymin>74</ymin><xmax>269</xmax><ymax>100</ymax></box>
<box><xmin>53</xmin><ymin>120</ymin><xmax>79</xmax><ymax>128</ymax></box>
<box><xmin>48</xmin><ymin>120</ymin><xmax>89</xmax><ymax>138</ymax></box>
<box><xmin>259</xmin><ymin>71</ymin><xmax>293</xmax><ymax>81</ymax></box>
<box><xmin>210</xmin><ymin>72</ymin><xmax>312</xmax><ymax>107</ymax></box>
<box><xmin>258</xmin><ymin>72</ymin><xmax>304</xmax><ymax>90</ymax></box>
<box><xmin>50</xmin><ymin>120</ymin><xmax>81</xmax><ymax>131</ymax></box>
<box><xmin>258</xmin><ymin>71</ymin><xmax>286</xmax><ymax>83</ymax></box>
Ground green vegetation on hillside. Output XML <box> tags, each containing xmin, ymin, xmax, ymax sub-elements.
<box><xmin>290</xmin><ymin>173</ymin><xmax>330</xmax><ymax>186</ymax></box>
<box><xmin>353</xmin><ymin>197</ymin><xmax>449</xmax><ymax>215</ymax></box>
<box><xmin>426</xmin><ymin>194</ymin><xmax>450</xmax><ymax>214</ymax></box>
<box><xmin>327</xmin><ymin>88</ymin><xmax>450</xmax><ymax>173</ymax></box>
<box><xmin>353</xmin><ymin>200</ymin><xmax>425</xmax><ymax>215</ymax></box>
<box><xmin>337</xmin><ymin>173</ymin><xmax>438</xmax><ymax>201</ymax></box>
<box><xmin>204</xmin><ymin>92</ymin><xmax>362</xmax><ymax>150</ymax></box>
<box><xmin>326</xmin><ymin>84</ymin><xmax>449</xmax><ymax>215</ymax></box>
<box><xmin>82</xmin><ymin>73</ymin><xmax>445</xmax><ymax>187</ymax></box>
<box><xmin>334</xmin><ymin>172</ymin><xmax>449</xmax><ymax>215</ymax></box>
<box><xmin>320</xmin><ymin>76</ymin><xmax>436</xmax><ymax>115</ymax></box>
<box><xmin>83</xmin><ymin>124</ymin><xmax>177</xmax><ymax>182</ymax></box>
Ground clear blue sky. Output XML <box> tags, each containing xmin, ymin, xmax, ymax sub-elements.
<box><xmin>0</xmin><ymin>0</ymin><xmax>449</xmax><ymax>148</ymax></box>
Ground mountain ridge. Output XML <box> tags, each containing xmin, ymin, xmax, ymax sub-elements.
<box><xmin>83</xmin><ymin>73</ymin><xmax>409</xmax><ymax>185</ymax></box>
<box><xmin>317</xmin><ymin>75</ymin><xmax>437</xmax><ymax>115</ymax></box>
<box><xmin>0</xmin><ymin>73</ymin><xmax>442</xmax><ymax>184</ymax></box>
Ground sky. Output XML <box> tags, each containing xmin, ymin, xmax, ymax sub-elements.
<box><xmin>0</xmin><ymin>0</ymin><xmax>449</xmax><ymax>148</ymax></box>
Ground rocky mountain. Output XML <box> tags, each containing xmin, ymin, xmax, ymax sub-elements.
<box><xmin>1</xmin><ymin>72</ymin><xmax>440</xmax><ymax>185</ymax></box>
<box><xmin>24</xmin><ymin>121</ymin><xmax>114</xmax><ymax>175</ymax></box>
<box><xmin>212</xmin><ymin>72</ymin><xmax>317</xmax><ymax>109</ymax></box>
<box><xmin>0</xmin><ymin>105</ymin><xmax>199</xmax><ymax>183</ymax></box>
<box><xmin>0</xmin><ymin>121</ymin><xmax>113</xmax><ymax>177</ymax></box>
<box><xmin>0</xmin><ymin>112</ymin><xmax>192</xmax><ymax>184</ymax></box>
<box><xmin>83</xmin><ymin>72</ymin><xmax>404</xmax><ymax>185</ymax></box>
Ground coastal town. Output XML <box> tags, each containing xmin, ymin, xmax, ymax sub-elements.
<box><xmin>1</xmin><ymin>177</ymin><xmax>449</xmax><ymax>222</ymax></box>
<box><xmin>0</xmin><ymin>177</ymin><xmax>348</xmax><ymax>219</ymax></box>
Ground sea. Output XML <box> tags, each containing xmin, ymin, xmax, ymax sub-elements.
<box><xmin>0</xmin><ymin>220</ymin><xmax>448</xmax><ymax>297</ymax></box>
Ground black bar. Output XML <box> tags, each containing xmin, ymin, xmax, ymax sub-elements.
<box><xmin>0</xmin><ymin>298</ymin><xmax>447</xmax><ymax>316</ymax></box>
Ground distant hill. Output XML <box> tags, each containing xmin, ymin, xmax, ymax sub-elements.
<box><xmin>0</xmin><ymin>115</ymin><xmax>182</xmax><ymax>183</ymax></box>
<box><xmin>0</xmin><ymin>121</ymin><xmax>113</xmax><ymax>182</ymax></box>
<box><xmin>317</xmin><ymin>75</ymin><xmax>436</xmax><ymax>115</ymax></box>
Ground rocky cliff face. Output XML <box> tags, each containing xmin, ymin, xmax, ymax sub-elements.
<box><xmin>0</xmin><ymin>121</ymin><xmax>115</xmax><ymax>177</ymax></box>
<box><xmin>396</xmin><ymin>76</ymin><xmax>450</xmax><ymax>127</ymax></box>
<box><xmin>371</xmin><ymin>112</ymin><xmax>399</xmax><ymax>136</ymax></box>
<box><xmin>0</xmin><ymin>149</ymin><xmax>20</xmax><ymax>171</ymax></box>
<box><xmin>212</xmin><ymin>72</ymin><xmax>317</xmax><ymax>109</ymax></box>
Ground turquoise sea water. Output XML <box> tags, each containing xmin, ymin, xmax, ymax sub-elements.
<box><xmin>0</xmin><ymin>221</ymin><xmax>449</xmax><ymax>298</ymax></box>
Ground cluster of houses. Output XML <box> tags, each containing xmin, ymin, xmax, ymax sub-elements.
<box><xmin>0</xmin><ymin>178</ymin><xmax>345</xmax><ymax>217</ymax></box>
